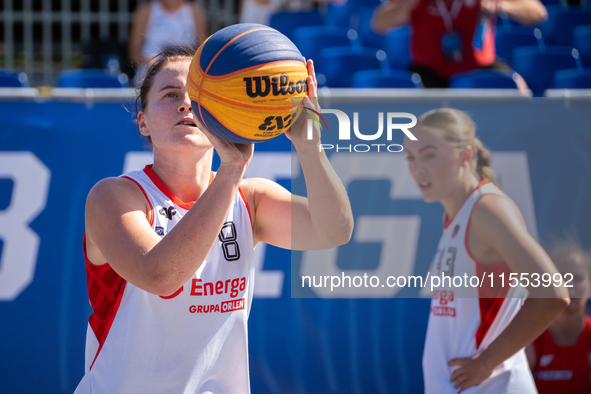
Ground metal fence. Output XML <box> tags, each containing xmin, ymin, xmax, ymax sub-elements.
<box><xmin>0</xmin><ymin>0</ymin><xmax>238</xmax><ymax>86</ymax></box>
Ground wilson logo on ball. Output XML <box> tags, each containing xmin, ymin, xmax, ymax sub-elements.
<box><xmin>243</xmin><ymin>74</ymin><xmax>308</xmax><ymax>98</ymax></box>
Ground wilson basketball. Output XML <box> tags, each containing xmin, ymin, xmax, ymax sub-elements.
<box><xmin>187</xmin><ymin>23</ymin><xmax>308</xmax><ymax>144</ymax></box>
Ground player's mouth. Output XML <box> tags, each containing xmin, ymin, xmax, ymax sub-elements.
<box><xmin>176</xmin><ymin>118</ymin><xmax>197</xmax><ymax>127</ymax></box>
<box><xmin>418</xmin><ymin>181</ymin><xmax>432</xmax><ymax>191</ymax></box>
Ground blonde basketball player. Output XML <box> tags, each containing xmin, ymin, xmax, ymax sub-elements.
<box><xmin>74</xmin><ymin>47</ymin><xmax>353</xmax><ymax>393</ymax></box>
<box><xmin>404</xmin><ymin>108</ymin><xmax>569</xmax><ymax>393</ymax></box>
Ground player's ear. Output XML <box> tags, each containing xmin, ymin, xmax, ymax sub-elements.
<box><xmin>138</xmin><ymin>111</ymin><xmax>150</xmax><ymax>137</ymax></box>
<box><xmin>463</xmin><ymin>145</ymin><xmax>474</xmax><ymax>166</ymax></box>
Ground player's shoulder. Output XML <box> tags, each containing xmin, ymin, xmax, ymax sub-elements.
<box><xmin>87</xmin><ymin>176</ymin><xmax>149</xmax><ymax>212</ymax></box>
<box><xmin>240</xmin><ymin>177</ymin><xmax>287</xmax><ymax>198</ymax></box>
<box><xmin>239</xmin><ymin>177</ymin><xmax>289</xmax><ymax>215</ymax></box>
<box><xmin>471</xmin><ymin>192</ymin><xmax>524</xmax><ymax>234</ymax></box>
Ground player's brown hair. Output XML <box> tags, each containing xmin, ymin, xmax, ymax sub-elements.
<box><xmin>417</xmin><ymin>108</ymin><xmax>497</xmax><ymax>185</ymax></box>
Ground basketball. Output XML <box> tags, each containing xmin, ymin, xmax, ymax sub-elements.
<box><xmin>187</xmin><ymin>23</ymin><xmax>309</xmax><ymax>144</ymax></box>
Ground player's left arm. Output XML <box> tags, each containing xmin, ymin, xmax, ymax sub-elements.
<box><xmin>240</xmin><ymin>59</ymin><xmax>353</xmax><ymax>251</ymax></box>
<box><xmin>481</xmin><ymin>0</ymin><xmax>547</xmax><ymax>26</ymax></box>
<box><xmin>449</xmin><ymin>194</ymin><xmax>569</xmax><ymax>392</ymax></box>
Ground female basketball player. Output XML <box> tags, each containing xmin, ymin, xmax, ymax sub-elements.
<box><xmin>74</xmin><ymin>47</ymin><xmax>353</xmax><ymax>393</ymax></box>
<box><xmin>403</xmin><ymin>108</ymin><xmax>569</xmax><ymax>393</ymax></box>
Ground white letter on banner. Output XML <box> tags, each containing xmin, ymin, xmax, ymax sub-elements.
<box><xmin>0</xmin><ymin>152</ymin><xmax>51</xmax><ymax>301</ymax></box>
<box><xmin>321</xmin><ymin>109</ymin><xmax>351</xmax><ymax>140</ymax></box>
<box><xmin>387</xmin><ymin>113</ymin><xmax>417</xmax><ymax>140</ymax></box>
<box><xmin>299</xmin><ymin>154</ymin><xmax>422</xmax><ymax>297</ymax></box>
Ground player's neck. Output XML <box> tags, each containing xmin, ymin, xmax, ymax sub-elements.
<box><xmin>440</xmin><ymin>175</ymin><xmax>479</xmax><ymax>222</ymax></box>
<box><xmin>548</xmin><ymin>313</ymin><xmax>587</xmax><ymax>346</ymax></box>
<box><xmin>151</xmin><ymin>150</ymin><xmax>214</xmax><ymax>203</ymax></box>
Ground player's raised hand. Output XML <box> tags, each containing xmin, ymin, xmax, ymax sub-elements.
<box><xmin>197</xmin><ymin>117</ymin><xmax>254</xmax><ymax>172</ymax></box>
<box><xmin>285</xmin><ymin>59</ymin><xmax>322</xmax><ymax>152</ymax></box>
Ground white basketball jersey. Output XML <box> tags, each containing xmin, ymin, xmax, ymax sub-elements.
<box><xmin>422</xmin><ymin>180</ymin><xmax>537</xmax><ymax>394</ymax></box>
<box><xmin>74</xmin><ymin>165</ymin><xmax>255</xmax><ymax>394</ymax></box>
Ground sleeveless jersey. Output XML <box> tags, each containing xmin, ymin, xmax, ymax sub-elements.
<box><xmin>74</xmin><ymin>165</ymin><xmax>255</xmax><ymax>394</ymax></box>
<box><xmin>141</xmin><ymin>1</ymin><xmax>197</xmax><ymax>60</ymax></box>
<box><xmin>422</xmin><ymin>179</ymin><xmax>536</xmax><ymax>394</ymax></box>
<box><xmin>532</xmin><ymin>316</ymin><xmax>591</xmax><ymax>394</ymax></box>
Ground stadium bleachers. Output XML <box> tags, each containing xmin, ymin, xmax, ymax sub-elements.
<box><xmin>57</xmin><ymin>69</ymin><xmax>130</xmax><ymax>88</ymax></box>
<box><xmin>0</xmin><ymin>70</ymin><xmax>30</xmax><ymax>87</ymax></box>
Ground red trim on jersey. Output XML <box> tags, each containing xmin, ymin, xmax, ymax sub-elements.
<box><xmin>462</xmin><ymin>180</ymin><xmax>518</xmax><ymax>349</ymax></box>
<box><xmin>121</xmin><ymin>175</ymin><xmax>155</xmax><ymax>227</ymax></box>
<box><xmin>83</xmin><ymin>233</ymin><xmax>127</xmax><ymax>371</ymax></box>
<box><xmin>443</xmin><ymin>178</ymin><xmax>491</xmax><ymax>229</ymax></box>
<box><xmin>143</xmin><ymin>165</ymin><xmax>214</xmax><ymax>210</ymax></box>
<box><xmin>474</xmin><ymin>257</ymin><xmax>511</xmax><ymax>348</ymax></box>
<box><xmin>238</xmin><ymin>186</ymin><xmax>253</xmax><ymax>225</ymax></box>
<box><xmin>159</xmin><ymin>285</ymin><xmax>184</xmax><ymax>299</ymax></box>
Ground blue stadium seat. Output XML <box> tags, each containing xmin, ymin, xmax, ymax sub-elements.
<box><xmin>57</xmin><ymin>69</ymin><xmax>130</xmax><ymax>88</ymax></box>
<box><xmin>352</xmin><ymin>69</ymin><xmax>422</xmax><ymax>88</ymax></box>
<box><xmin>495</xmin><ymin>26</ymin><xmax>540</xmax><ymax>64</ymax></box>
<box><xmin>537</xmin><ymin>6</ymin><xmax>591</xmax><ymax>46</ymax></box>
<box><xmin>539</xmin><ymin>0</ymin><xmax>562</xmax><ymax>6</ymax></box>
<box><xmin>353</xmin><ymin>7</ymin><xmax>385</xmax><ymax>49</ymax></box>
<box><xmin>553</xmin><ymin>68</ymin><xmax>591</xmax><ymax>88</ymax></box>
<box><xmin>269</xmin><ymin>10</ymin><xmax>325</xmax><ymax>41</ymax></box>
<box><xmin>0</xmin><ymin>69</ymin><xmax>30</xmax><ymax>87</ymax></box>
<box><xmin>512</xmin><ymin>46</ymin><xmax>579</xmax><ymax>95</ymax></box>
<box><xmin>383</xmin><ymin>25</ymin><xmax>412</xmax><ymax>69</ymax></box>
<box><xmin>449</xmin><ymin>69</ymin><xmax>519</xmax><ymax>89</ymax></box>
<box><xmin>573</xmin><ymin>25</ymin><xmax>591</xmax><ymax>67</ymax></box>
<box><xmin>325</xmin><ymin>0</ymin><xmax>382</xmax><ymax>28</ymax></box>
<box><xmin>320</xmin><ymin>47</ymin><xmax>387</xmax><ymax>87</ymax></box>
<box><xmin>292</xmin><ymin>26</ymin><xmax>353</xmax><ymax>74</ymax></box>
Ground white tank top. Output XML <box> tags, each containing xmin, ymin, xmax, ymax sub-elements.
<box><xmin>141</xmin><ymin>1</ymin><xmax>197</xmax><ymax>60</ymax></box>
<box><xmin>422</xmin><ymin>180</ymin><xmax>536</xmax><ymax>394</ymax></box>
<box><xmin>74</xmin><ymin>165</ymin><xmax>255</xmax><ymax>394</ymax></box>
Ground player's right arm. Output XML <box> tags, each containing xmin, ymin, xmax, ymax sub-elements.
<box><xmin>372</xmin><ymin>0</ymin><xmax>420</xmax><ymax>34</ymax></box>
<box><xmin>85</xmin><ymin>162</ymin><xmax>248</xmax><ymax>296</ymax></box>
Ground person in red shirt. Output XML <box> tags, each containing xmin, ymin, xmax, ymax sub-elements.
<box><xmin>372</xmin><ymin>0</ymin><xmax>547</xmax><ymax>88</ymax></box>
<box><xmin>526</xmin><ymin>245</ymin><xmax>591</xmax><ymax>394</ymax></box>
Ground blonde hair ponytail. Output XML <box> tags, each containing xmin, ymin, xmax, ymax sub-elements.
<box><xmin>472</xmin><ymin>138</ymin><xmax>497</xmax><ymax>185</ymax></box>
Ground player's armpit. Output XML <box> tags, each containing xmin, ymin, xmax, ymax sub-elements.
<box><xmin>85</xmin><ymin>177</ymin><xmax>165</xmax><ymax>293</ymax></box>
<box><xmin>242</xmin><ymin>177</ymin><xmax>351</xmax><ymax>251</ymax></box>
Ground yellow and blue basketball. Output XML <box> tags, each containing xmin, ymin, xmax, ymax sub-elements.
<box><xmin>187</xmin><ymin>23</ymin><xmax>308</xmax><ymax>144</ymax></box>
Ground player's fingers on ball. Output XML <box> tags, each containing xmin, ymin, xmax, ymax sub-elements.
<box><xmin>306</xmin><ymin>76</ymin><xmax>318</xmax><ymax>98</ymax></box>
<box><xmin>308</xmin><ymin>59</ymin><xmax>317</xmax><ymax>84</ymax></box>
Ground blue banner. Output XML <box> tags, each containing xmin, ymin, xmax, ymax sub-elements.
<box><xmin>1</xmin><ymin>96</ymin><xmax>590</xmax><ymax>393</ymax></box>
